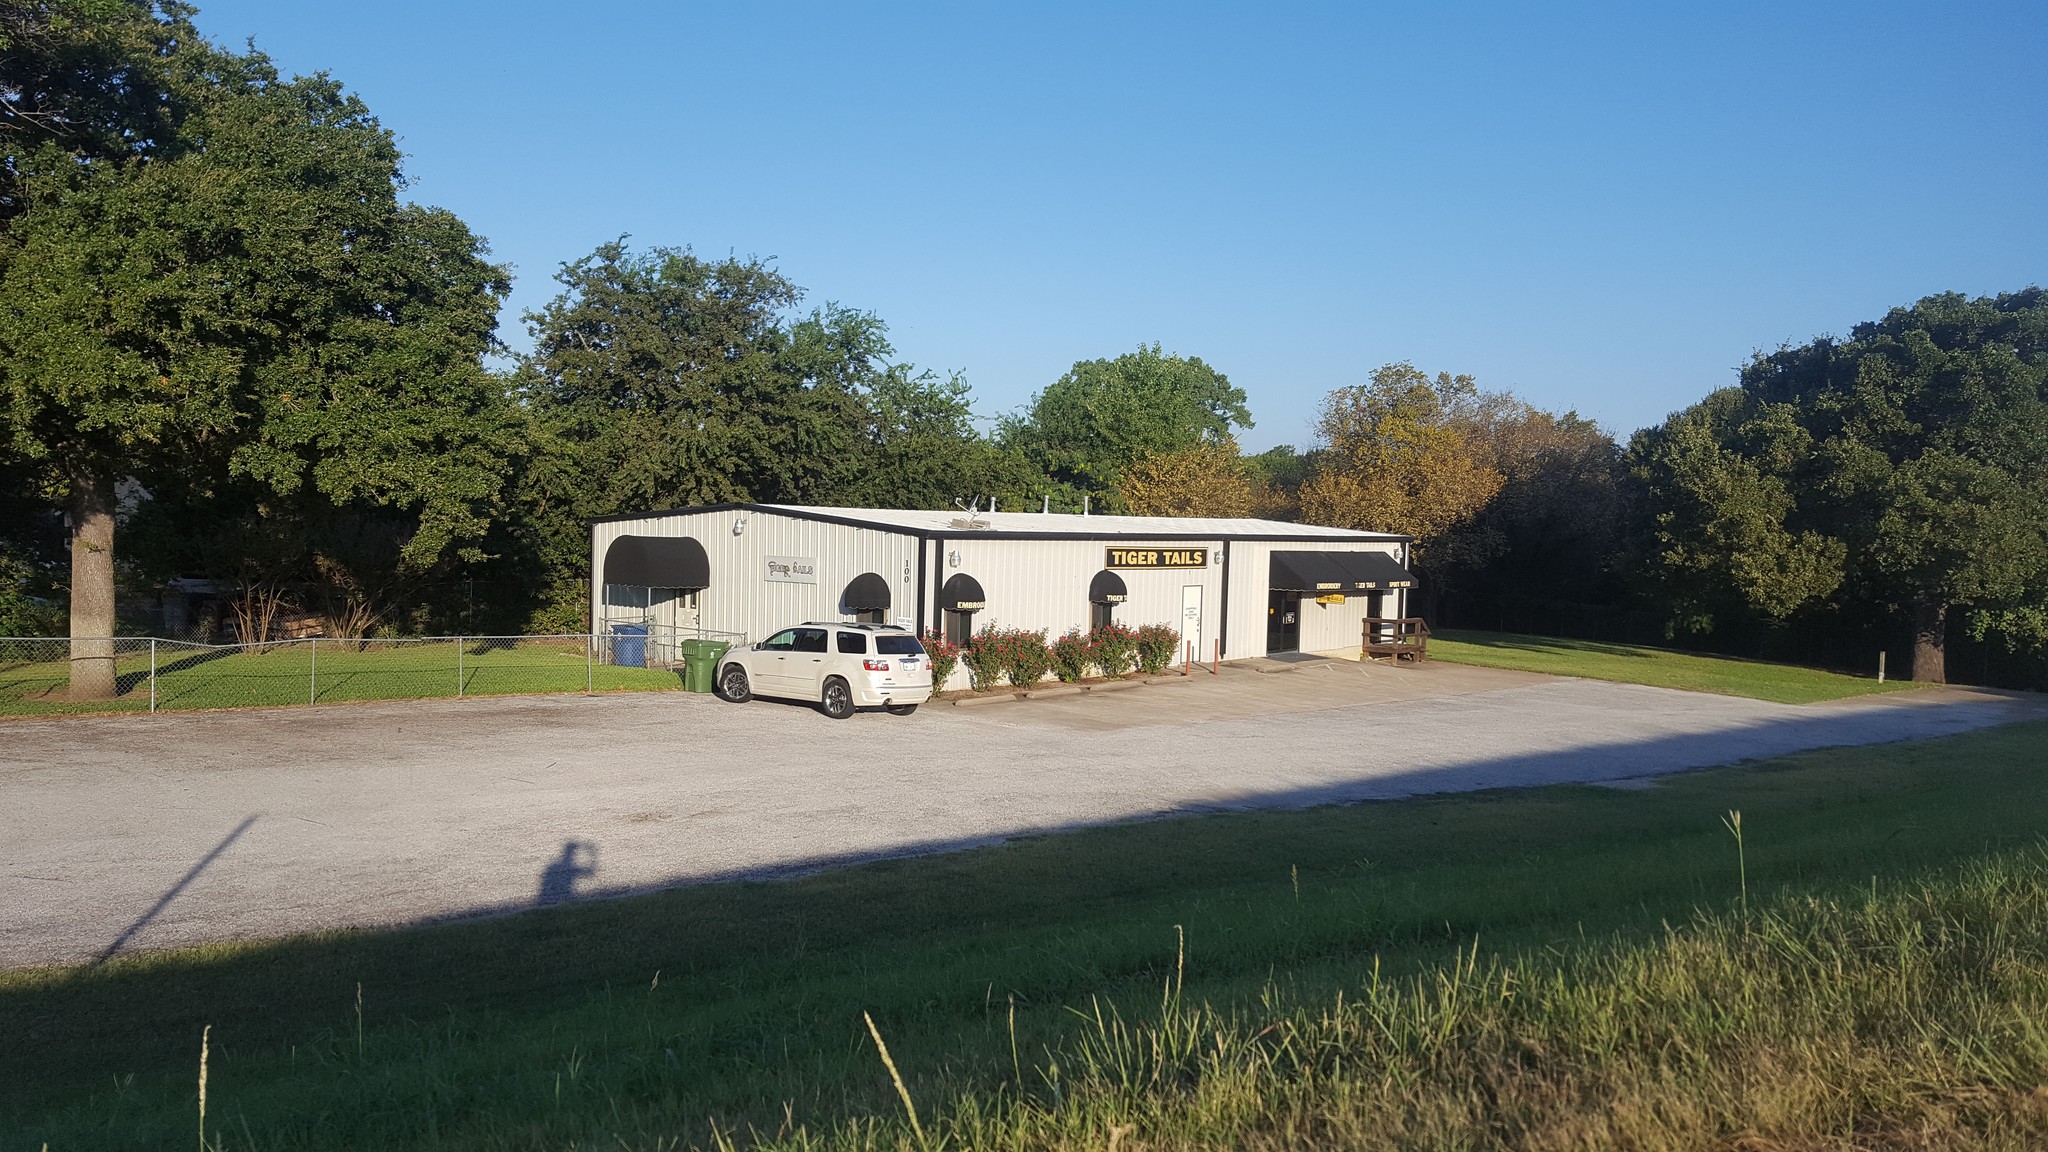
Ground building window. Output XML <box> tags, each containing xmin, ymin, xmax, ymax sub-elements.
<box><xmin>854</xmin><ymin>608</ymin><xmax>886</xmax><ymax>624</ymax></box>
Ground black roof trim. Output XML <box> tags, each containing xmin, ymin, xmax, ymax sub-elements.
<box><xmin>589</xmin><ymin>502</ymin><xmax>1411</xmax><ymax>544</ymax></box>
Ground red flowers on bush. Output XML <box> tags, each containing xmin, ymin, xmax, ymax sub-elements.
<box><xmin>1049</xmin><ymin>629</ymin><xmax>1093</xmax><ymax>682</ymax></box>
<box><xmin>918</xmin><ymin>629</ymin><xmax>961</xmax><ymax>693</ymax></box>
<box><xmin>1134</xmin><ymin>623</ymin><xmax>1181</xmax><ymax>674</ymax></box>
<box><xmin>1087</xmin><ymin>622</ymin><xmax>1139</xmax><ymax>677</ymax></box>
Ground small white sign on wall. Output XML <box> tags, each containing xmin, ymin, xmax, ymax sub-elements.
<box><xmin>763</xmin><ymin>555</ymin><xmax>817</xmax><ymax>584</ymax></box>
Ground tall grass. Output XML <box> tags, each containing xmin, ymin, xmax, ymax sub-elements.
<box><xmin>818</xmin><ymin>852</ymin><xmax>2048</xmax><ymax>1151</ymax></box>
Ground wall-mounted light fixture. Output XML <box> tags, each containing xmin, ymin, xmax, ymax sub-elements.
<box><xmin>731</xmin><ymin>515</ymin><xmax>747</xmax><ymax>536</ymax></box>
<box><xmin>948</xmin><ymin>550</ymin><xmax>962</xmax><ymax>568</ymax></box>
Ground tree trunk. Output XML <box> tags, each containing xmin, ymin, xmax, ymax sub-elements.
<box><xmin>1910</xmin><ymin>599</ymin><xmax>1947</xmax><ymax>684</ymax></box>
<box><xmin>68</xmin><ymin>471</ymin><xmax>119</xmax><ymax>700</ymax></box>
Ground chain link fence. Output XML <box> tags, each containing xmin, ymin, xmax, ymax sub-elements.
<box><xmin>0</xmin><ymin>631</ymin><xmax>744</xmax><ymax>719</ymax></box>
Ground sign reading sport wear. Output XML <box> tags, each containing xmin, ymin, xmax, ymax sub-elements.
<box><xmin>1105</xmin><ymin>547</ymin><xmax>1208</xmax><ymax>569</ymax></box>
<box><xmin>763</xmin><ymin>555</ymin><xmax>817</xmax><ymax>583</ymax></box>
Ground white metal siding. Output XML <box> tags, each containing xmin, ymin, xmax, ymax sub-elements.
<box><xmin>1223</xmin><ymin>541</ymin><xmax>1409</xmax><ymax>659</ymax></box>
<box><xmin>591</xmin><ymin>510</ymin><xmax>1413</xmax><ymax>681</ymax></box>
<box><xmin>593</xmin><ymin>511</ymin><xmax>920</xmax><ymax>646</ymax></box>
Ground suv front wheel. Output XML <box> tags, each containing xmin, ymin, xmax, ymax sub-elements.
<box><xmin>819</xmin><ymin>676</ymin><xmax>855</xmax><ymax>720</ymax></box>
<box><xmin>717</xmin><ymin>665</ymin><xmax>751</xmax><ymax>703</ymax></box>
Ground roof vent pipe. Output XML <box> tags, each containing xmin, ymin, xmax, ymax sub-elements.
<box><xmin>1042</xmin><ymin>494</ymin><xmax>1050</xmax><ymax>514</ymax></box>
<box><xmin>1083</xmin><ymin>494</ymin><xmax>1090</xmax><ymax>516</ymax></box>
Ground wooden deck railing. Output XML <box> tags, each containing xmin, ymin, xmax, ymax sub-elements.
<box><xmin>1361</xmin><ymin>617</ymin><xmax>1430</xmax><ymax>662</ymax></box>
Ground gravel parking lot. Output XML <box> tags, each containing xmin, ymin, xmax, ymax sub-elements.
<box><xmin>1</xmin><ymin>661</ymin><xmax>2036</xmax><ymax>968</ymax></box>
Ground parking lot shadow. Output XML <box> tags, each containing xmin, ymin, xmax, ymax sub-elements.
<box><xmin>536</xmin><ymin>840</ymin><xmax>598</xmax><ymax>906</ymax></box>
<box><xmin>95</xmin><ymin>814</ymin><xmax>260</xmax><ymax>964</ymax></box>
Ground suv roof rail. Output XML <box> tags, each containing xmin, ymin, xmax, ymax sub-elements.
<box><xmin>800</xmin><ymin>621</ymin><xmax>910</xmax><ymax>631</ymax></box>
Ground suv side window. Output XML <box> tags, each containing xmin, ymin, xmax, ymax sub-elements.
<box><xmin>761</xmin><ymin>630</ymin><xmax>796</xmax><ymax>651</ymax></box>
<box><xmin>836</xmin><ymin>631</ymin><xmax>868</xmax><ymax>654</ymax></box>
<box><xmin>793</xmin><ymin>628</ymin><xmax>829</xmax><ymax>653</ymax></box>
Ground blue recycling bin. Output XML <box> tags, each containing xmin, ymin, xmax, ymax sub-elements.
<box><xmin>611</xmin><ymin>623</ymin><xmax>648</xmax><ymax>668</ymax></box>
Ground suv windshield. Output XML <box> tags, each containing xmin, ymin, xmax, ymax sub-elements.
<box><xmin>875</xmin><ymin>636</ymin><xmax>924</xmax><ymax>656</ymax></box>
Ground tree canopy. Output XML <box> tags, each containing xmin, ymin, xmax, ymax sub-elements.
<box><xmin>0</xmin><ymin>0</ymin><xmax>513</xmax><ymax>685</ymax></box>
<box><xmin>510</xmin><ymin>239</ymin><xmax>1020</xmax><ymax>627</ymax></box>
<box><xmin>1299</xmin><ymin>364</ymin><xmax>1506</xmax><ymax>545</ymax></box>
<box><xmin>1630</xmin><ymin>289</ymin><xmax>2048</xmax><ymax>681</ymax></box>
<box><xmin>1116</xmin><ymin>436</ymin><xmax>1255</xmax><ymax>518</ymax></box>
<box><xmin>1002</xmin><ymin>344</ymin><xmax>1251</xmax><ymax>504</ymax></box>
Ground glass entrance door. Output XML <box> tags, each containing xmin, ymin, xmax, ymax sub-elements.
<box><xmin>1266</xmin><ymin>590</ymin><xmax>1301</xmax><ymax>653</ymax></box>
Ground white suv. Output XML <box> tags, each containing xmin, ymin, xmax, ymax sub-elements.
<box><xmin>715</xmin><ymin>623</ymin><xmax>933</xmax><ymax>719</ymax></box>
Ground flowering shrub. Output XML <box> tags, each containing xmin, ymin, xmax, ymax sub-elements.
<box><xmin>997</xmin><ymin>627</ymin><xmax>1053</xmax><ymax>687</ymax></box>
<box><xmin>918</xmin><ymin>629</ymin><xmax>960</xmax><ymax>694</ymax></box>
<box><xmin>1087</xmin><ymin>621</ymin><xmax>1138</xmax><ymax>678</ymax></box>
<box><xmin>1049</xmin><ymin>628</ymin><xmax>1093</xmax><ymax>682</ymax></box>
<box><xmin>961</xmin><ymin>623</ymin><xmax>1009</xmax><ymax>691</ymax></box>
<box><xmin>1134</xmin><ymin>623</ymin><xmax>1181</xmax><ymax>674</ymax></box>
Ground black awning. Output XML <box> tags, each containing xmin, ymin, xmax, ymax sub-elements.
<box><xmin>843</xmin><ymin>571</ymin><xmax>892</xmax><ymax>612</ymax></box>
<box><xmin>1088</xmin><ymin>569</ymin><xmax>1129</xmax><ymax>604</ymax></box>
<box><xmin>940</xmin><ymin>572</ymin><xmax>986</xmax><ymax>612</ymax></box>
<box><xmin>1269</xmin><ymin>551</ymin><xmax>1355</xmax><ymax>593</ymax></box>
<box><xmin>603</xmin><ymin>534</ymin><xmax>711</xmax><ymax>590</ymax></box>
<box><xmin>1334</xmin><ymin>550</ymin><xmax>1418</xmax><ymax>590</ymax></box>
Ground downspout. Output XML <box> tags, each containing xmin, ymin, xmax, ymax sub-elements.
<box><xmin>1217</xmin><ymin>540</ymin><xmax>1230</xmax><ymax>659</ymax></box>
<box><xmin>915</xmin><ymin>536</ymin><xmax>928</xmax><ymax>636</ymax></box>
<box><xmin>932</xmin><ymin>535</ymin><xmax>946</xmax><ymax>635</ymax></box>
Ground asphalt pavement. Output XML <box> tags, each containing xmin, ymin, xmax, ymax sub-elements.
<box><xmin>1</xmin><ymin>660</ymin><xmax>2037</xmax><ymax>968</ymax></box>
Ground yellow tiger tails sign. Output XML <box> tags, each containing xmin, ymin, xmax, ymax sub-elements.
<box><xmin>1105</xmin><ymin>547</ymin><xmax>1209</xmax><ymax>569</ymax></box>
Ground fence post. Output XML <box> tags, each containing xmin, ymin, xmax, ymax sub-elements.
<box><xmin>586</xmin><ymin>633</ymin><xmax>594</xmax><ymax>694</ymax></box>
<box><xmin>456</xmin><ymin>636</ymin><xmax>464</xmax><ymax>698</ymax></box>
<box><xmin>150</xmin><ymin>638</ymin><xmax>157</xmax><ymax>714</ymax></box>
<box><xmin>309</xmin><ymin>635</ymin><xmax>317</xmax><ymax>705</ymax></box>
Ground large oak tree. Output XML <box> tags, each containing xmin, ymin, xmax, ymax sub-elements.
<box><xmin>0</xmin><ymin>1</ymin><xmax>510</xmax><ymax>693</ymax></box>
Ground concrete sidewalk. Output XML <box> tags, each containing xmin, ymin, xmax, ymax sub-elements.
<box><xmin>1</xmin><ymin>662</ymin><xmax>2036</xmax><ymax>968</ymax></box>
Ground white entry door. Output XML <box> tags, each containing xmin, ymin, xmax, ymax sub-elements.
<box><xmin>1181</xmin><ymin>585</ymin><xmax>1203</xmax><ymax>664</ymax></box>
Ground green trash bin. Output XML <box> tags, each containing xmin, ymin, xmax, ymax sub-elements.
<box><xmin>679</xmin><ymin>639</ymin><xmax>731</xmax><ymax>693</ymax></box>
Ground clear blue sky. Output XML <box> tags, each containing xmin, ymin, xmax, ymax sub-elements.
<box><xmin>193</xmin><ymin>1</ymin><xmax>2045</xmax><ymax>450</ymax></box>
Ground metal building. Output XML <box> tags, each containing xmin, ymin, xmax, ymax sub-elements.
<box><xmin>589</xmin><ymin>504</ymin><xmax>1415</xmax><ymax>684</ymax></box>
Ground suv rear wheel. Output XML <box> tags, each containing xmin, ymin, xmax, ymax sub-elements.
<box><xmin>819</xmin><ymin>676</ymin><xmax>855</xmax><ymax>720</ymax></box>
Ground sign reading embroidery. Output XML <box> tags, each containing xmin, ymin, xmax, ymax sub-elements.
<box><xmin>763</xmin><ymin>555</ymin><xmax>817</xmax><ymax>584</ymax></box>
<box><xmin>1105</xmin><ymin>547</ymin><xmax>1208</xmax><ymax>569</ymax></box>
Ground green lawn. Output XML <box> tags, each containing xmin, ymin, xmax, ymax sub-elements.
<box><xmin>0</xmin><ymin>639</ymin><xmax>686</xmax><ymax>718</ymax></box>
<box><xmin>7</xmin><ymin>718</ymin><xmax>2046</xmax><ymax>1150</ymax></box>
<box><xmin>1430</xmin><ymin>627</ymin><xmax>1920</xmax><ymax>704</ymax></box>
